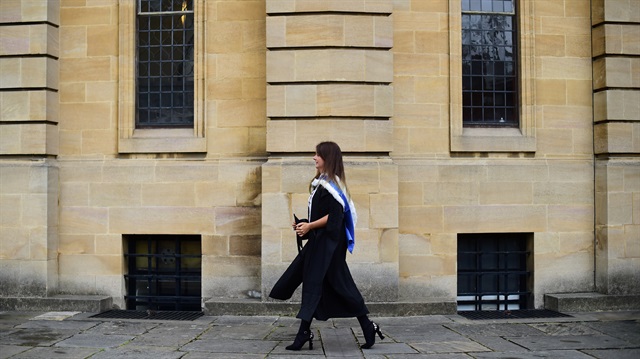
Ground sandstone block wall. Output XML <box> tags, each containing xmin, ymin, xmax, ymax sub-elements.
<box><xmin>1</xmin><ymin>0</ymin><xmax>637</xmax><ymax>310</ymax></box>
<box><xmin>593</xmin><ymin>0</ymin><xmax>640</xmax><ymax>295</ymax></box>
<box><xmin>0</xmin><ymin>0</ymin><xmax>60</xmax><ymax>297</ymax></box>
<box><xmin>262</xmin><ymin>0</ymin><xmax>399</xmax><ymax>302</ymax></box>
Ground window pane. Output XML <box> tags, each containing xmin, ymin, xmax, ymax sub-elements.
<box><xmin>136</xmin><ymin>0</ymin><xmax>194</xmax><ymax>128</ymax></box>
<box><xmin>461</xmin><ymin>3</ymin><xmax>518</xmax><ymax>127</ymax></box>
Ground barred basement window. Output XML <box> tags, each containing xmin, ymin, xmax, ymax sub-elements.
<box><xmin>462</xmin><ymin>0</ymin><xmax>518</xmax><ymax>127</ymax></box>
<box><xmin>137</xmin><ymin>0</ymin><xmax>194</xmax><ymax>128</ymax></box>
<box><xmin>124</xmin><ymin>235</ymin><xmax>202</xmax><ymax>311</ymax></box>
<box><xmin>457</xmin><ymin>233</ymin><xmax>533</xmax><ymax>311</ymax></box>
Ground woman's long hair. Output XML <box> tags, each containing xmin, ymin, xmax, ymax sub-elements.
<box><xmin>311</xmin><ymin>141</ymin><xmax>349</xmax><ymax>194</ymax></box>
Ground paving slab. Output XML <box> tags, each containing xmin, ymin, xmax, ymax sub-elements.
<box><xmin>88</xmin><ymin>344</ymin><xmax>185</xmax><ymax>359</ymax></box>
<box><xmin>201</xmin><ymin>323</ymin><xmax>276</xmax><ymax>340</ymax></box>
<box><xmin>128</xmin><ymin>324</ymin><xmax>208</xmax><ymax>347</ymax></box>
<box><xmin>181</xmin><ymin>338</ymin><xmax>280</xmax><ymax>354</ymax></box>
<box><xmin>529</xmin><ymin>322</ymin><xmax>603</xmax><ymax>336</ymax></box>
<box><xmin>270</xmin><ymin>341</ymin><xmax>327</xmax><ymax>356</ymax></box>
<box><xmin>30</xmin><ymin>311</ymin><xmax>81</xmax><ymax>321</ymax></box>
<box><xmin>445</xmin><ymin>323</ymin><xmax>545</xmax><ymax>337</ymax></box>
<box><xmin>0</xmin><ymin>344</ymin><xmax>30</xmax><ymax>359</ymax></box>
<box><xmin>507</xmin><ymin>334</ymin><xmax>632</xmax><ymax>351</ymax></box>
<box><xmin>16</xmin><ymin>319</ymin><xmax>99</xmax><ymax>331</ymax></box>
<box><xmin>214</xmin><ymin>315</ymin><xmax>279</xmax><ymax>325</ymax></box>
<box><xmin>582</xmin><ymin>348</ymin><xmax>640</xmax><ymax>359</ymax></box>
<box><xmin>377</xmin><ymin>315</ymin><xmax>455</xmax><ymax>326</ymax></box>
<box><xmin>0</xmin><ymin>312</ymin><xmax>46</xmax><ymax>329</ymax></box>
<box><xmin>585</xmin><ymin>320</ymin><xmax>640</xmax><ymax>345</ymax></box>
<box><xmin>182</xmin><ymin>353</ymin><xmax>265</xmax><ymax>359</ymax></box>
<box><xmin>10</xmin><ymin>346</ymin><xmax>100</xmax><ymax>359</ymax></box>
<box><xmin>320</xmin><ymin>327</ymin><xmax>362</xmax><ymax>357</ymax></box>
<box><xmin>54</xmin><ymin>333</ymin><xmax>134</xmax><ymax>348</ymax></box>
<box><xmin>83</xmin><ymin>320</ymin><xmax>159</xmax><ymax>335</ymax></box>
<box><xmin>469</xmin><ymin>350</ymin><xmax>594</xmax><ymax>358</ymax></box>
<box><xmin>466</xmin><ymin>335</ymin><xmax>530</xmax><ymax>352</ymax></box>
<box><xmin>409</xmin><ymin>339</ymin><xmax>492</xmax><ymax>354</ymax></box>
<box><xmin>356</xmin><ymin>342</ymin><xmax>417</xmax><ymax>355</ymax></box>
<box><xmin>363</xmin><ymin>355</ymin><xmax>469</xmax><ymax>359</ymax></box>
<box><xmin>383</xmin><ymin>324</ymin><xmax>469</xmax><ymax>342</ymax></box>
<box><xmin>265</xmin><ymin>325</ymin><xmax>299</xmax><ymax>341</ymax></box>
<box><xmin>0</xmin><ymin>328</ymin><xmax>74</xmax><ymax>346</ymax></box>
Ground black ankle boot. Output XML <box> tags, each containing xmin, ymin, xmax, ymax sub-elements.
<box><xmin>286</xmin><ymin>330</ymin><xmax>314</xmax><ymax>351</ymax></box>
<box><xmin>361</xmin><ymin>321</ymin><xmax>384</xmax><ymax>349</ymax></box>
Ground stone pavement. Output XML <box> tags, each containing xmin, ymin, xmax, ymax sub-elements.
<box><xmin>1</xmin><ymin>310</ymin><xmax>639</xmax><ymax>358</ymax></box>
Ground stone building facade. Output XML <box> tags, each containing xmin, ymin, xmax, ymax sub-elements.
<box><xmin>0</xmin><ymin>0</ymin><xmax>638</xmax><ymax>313</ymax></box>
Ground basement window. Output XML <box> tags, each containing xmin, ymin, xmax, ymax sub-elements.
<box><xmin>457</xmin><ymin>233</ymin><xmax>533</xmax><ymax>311</ymax></box>
<box><xmin>124</xmin><ymin>234</ymin><xmax>202</xmax><ymax>311</ymax></box>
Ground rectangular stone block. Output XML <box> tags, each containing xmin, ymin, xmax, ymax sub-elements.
<box><xmin>479</xmin><ymin>182</ymin><xmax>533</xmax><ymax>205</ymax></box>
<box><xmin>268</xmin><ymin>84</ymin><xmax>393</xmax><ymax>118</ymax></box>
<box><xmin>60</xmin><ymin>206</ymin><xmax>108</xmax><ymax>234</ymax></box>
<box><xmin>267</xmin><ymin>119</ymin><xmax>392</xmax><ymax>153</ymax></box>
<box><xmin>0</xmin><ymin>24</ymin><xmax>58</xmax><ymax>56</ymax></box>
<box><xmin>268</xmin><ymin>0</ymin><xmax>392</xmax><ymax>14</ymax></box>
<box><xmin>0</xmin><ymin>123</ymin><xmax>58</xmax><ymax>155</ymax></box>
<box><xmin>370</xmin><ymin>193</ymin><xmax>398</xmax><ymax>228</ymax></box>
<box><xmin>59</xmin><ymin>234</ymin><xmax>95</xmax><ymax>255</ymax></box>
<box><xmin>141</xmin><ymin>183</ymin><xmax>195</xmax><ymax>207</ymax></box>
<box><xmin>595</xmin><ymin>122</ymin><xmax>640</xmax><ymax>154</ymax></box>
<box><xmin>533</xmin><ymin>182</ymin><xmax>594</xmax><ymax>205</ymax></box>
<box><xmin>215</xmin><ymin>206</ymin><xmax>261</xmax><ymax>236</ymax></box>
<box><xmin>60</xmin><ymin>5</ymin><xmax>112</xmax><ymax>26</ymax></box>
<box><xmin>109</xmin><ymin>207</ymin><xmax>215</xmax><ymax>235</ymax></box>
<box><xmin>59</xmin><ymin>254</ymin><xmax>121</xmax><ymax>276</ymax></box>
<box><xmin>89</xmin><ymin>183</ymin><xmax>141</xmax><ymax>207</ymax></box>
<box><xmin>399</xmin><ymin>206</ymin><xmax>443</xmax><ymax>234</ymax></box>
<box><xmin>443</xmin><ymin>205</ymin><xmax>547</xmax><ymax>233</ymax></box>
<box><xmin>268</xmin><ymin>14</ymin><xmax>392</xmax><ymax>49</ymax></box>
<box><xmin>594</xmin><ymin>89</ymin><xmax>640</xmax><ymax>122</ymax></box>
<box><xmin>59</xmin><ymin>57</ymin><xmax>112</xmax><ymax>83</ymax></box>
<box><xmin>0</xmin><ymin>57</ymin><xmax>57</xmax><ymax>89</ymax></box>
<box><xmin>0</xmin><ymin>0</ymin><xmax>59</xmax><ymax>24</ymax></box>
<box><xmin>195</xmin><ymin>181</ymin><xmax>236</xmax><ymax>207</ymax></box>
<box><xmin>548</xmin><ymin>205</ymin><xmax>595</xmax><ymax>232</ymax></box>
<box><xmin>267</xmin><ymin>49</ymin><xmax>392</xmax><ymax>83</ymax></box>
<box><xmin>593</xmin><ymin>57</ymin><xmax>640</xmax><ymax>90</ymax></box>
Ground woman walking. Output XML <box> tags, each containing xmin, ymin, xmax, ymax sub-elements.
<box><xmin>269</xmin><ymin>141</ymin><xmax>384</xmax><ymax>350</ymax></box>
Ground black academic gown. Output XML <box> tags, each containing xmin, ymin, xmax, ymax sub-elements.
<box><xmin>269</xmin><ymin>185</ymin><xmax>369</xmax><ymax>321</ymax></box>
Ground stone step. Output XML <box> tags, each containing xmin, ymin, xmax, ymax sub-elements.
<box><xmin>0</xmin><ymin>295</ymin><xmax>112</xmax><ymax>312</ymax></box>
<box><xmin>204</xmin><ymin>297</ymin><xmax>457</xmax><ymax>317</ymax></box>
<box><xmin>545</xmin><ymin>292</ymin><xmax>640</xmax><ymax>312</ymax></box>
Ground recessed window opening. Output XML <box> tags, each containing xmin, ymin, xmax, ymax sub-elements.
<box><xmin>462</xmin><ymin>0</ymin><xmax>519</xmax><ymax>127</ymax></box>
<box><xmin>136</xmin><ymin>0</ymin><xmax>194</xmax><ymax>128</ymax></box>
<box><xmin>457</xmin><ymin>233</ymin><xmax>532</xmax><ymax>311</ymax></box>
<box><xmin>124</xmin><ymin>234</ymin><xmax>202</xmax><ymax>311</ymax></box>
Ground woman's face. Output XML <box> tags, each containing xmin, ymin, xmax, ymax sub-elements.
<box><xmin>313</xmin><ymin>152</ymin><xmax>325</xmax><ymax>172</ymax></box>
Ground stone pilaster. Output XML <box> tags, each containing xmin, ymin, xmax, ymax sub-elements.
<box><xmin>0</xmin><ymin>0</ymin><xmax>60</xmax><ymax>296</ymax></box>
<box><xmin>592</xmin><ymin>0</ymin><xmax>640</xmax><ymax>294</ymax></box>
<box><xmin>262</xmin><ymin>0</ymin><xmax>398</xmax><ymax>301</ymax></box>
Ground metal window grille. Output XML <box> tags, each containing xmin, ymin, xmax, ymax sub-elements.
<box><xmin>124</xmin><ymin>235</ymin><xmax>202</xmax><ymax>312</ymax></box>
<box><xmin>136</xmin><ymin>0</ymin><xmax>194</xmax><ymax>128</ymax></box>
<box><xmin>462</xmin><ymin>0</ymin><xmax>518</xmax><ymax>127</ymax></box>
<box><xmin>457</xmin><ymin>233</ymin><xmax>532</xmax><ymax>311</ymax></box>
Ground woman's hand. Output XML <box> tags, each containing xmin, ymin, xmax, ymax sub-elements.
<box><xmin>294</xmin><ymin>215</ymin><xmax>328</xmax><ymax>237</ymax></box>
<box><xmin>295</xmin><ymin>222</ymin><xmax>312</xmax><ymax>237</ymax></box>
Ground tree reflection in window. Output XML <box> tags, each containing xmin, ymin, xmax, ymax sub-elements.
<box><xmin>137</xmin><ymin>0</ymin><xmax>194</xmax><ymax>128</ymax></box>
<box><xmin>462</xmin><ymin>0</ymin><xmax>518</xmax><ymax>127</ymax></box>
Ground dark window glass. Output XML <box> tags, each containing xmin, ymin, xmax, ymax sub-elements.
<box><xmin>124</xmin><ymin>234</ymin><xmax>202</xmax><ymax>311</ymax></box>
<box><xmin>462</xmin><ymin>1</ymin><xmax>518</xmax><ymax>127</ymax></box>
<box><xmin>136</xmin><ymin>0</ymin><xmax>194</xmax><ymax>128</ymax></box>
<box><xmin>457</xmin><ymin>233</ymin><xmax>532</xmax><ymax>311</ymax></box>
